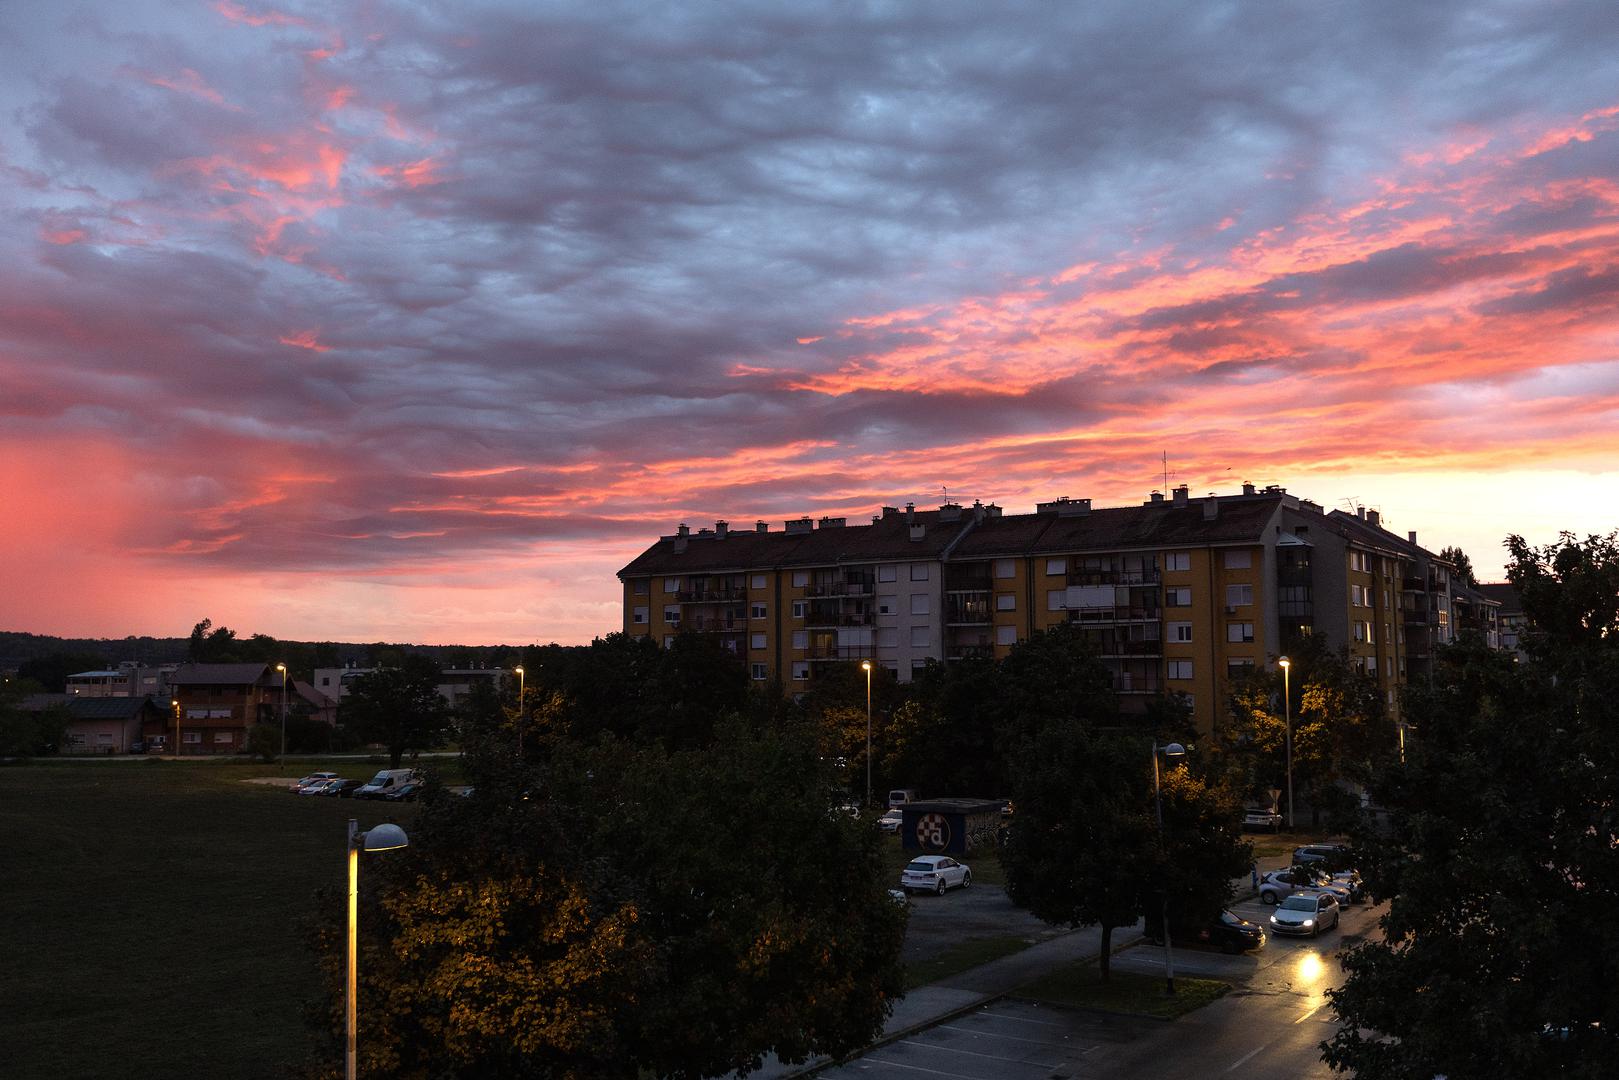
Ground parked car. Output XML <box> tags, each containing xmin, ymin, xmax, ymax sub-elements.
<box><xmin>1259</xmin><ymin>867</ymin><xmax>1353</xmax><ymax>906</ymax></box>
<box><xmin>878</xmin><ymin>808</ymin><xmax>904</xmax><ymax>833</ymax></box>
<box><xmin>380</xmin><ymin>781</ymin><xmax>423</xmax><ymax>803</ymax></box>
<box><xmin>887</xmin><ymin>788</ymin><xmax>921</xmax><ymax>809</ymax></box>
<box><xmin>1293</xmin><ymin>860</ymin><xmax>1364</xmax><ymax>903</ymax></box>
<box><xmin>1243</xmin><ymin>807</ymin><xmax>1282</xmax><ymax>831</ymax></box>
<box><xmin>1269</xmin><ymin>891</ymin><xmax>1340</xmax><ymax>937</ymax></box>
<box><xmin>900</xmin><ymin>855</ymin><xmax>971</xmax><ymax>896</ymax></box>
<box><xmin>293</xmin><ymin>771</ymin><xmax>341</xmax><ymax>793</ymax></box>
<box><xmin>1146</xmin><ymin>908</ymin><xmax>1267</xmax><ymax>954</ymax></box>
<box><xmin>309</xmin><ymin>778</ymin><xmax>366</xmax><ymax>798</ymax></box>
<box><xmin>1293</xmin><ymin>843</ymin><xmax>1355</xmax><ymax>869</ymax></box>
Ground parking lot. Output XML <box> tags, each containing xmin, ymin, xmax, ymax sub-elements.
<box><xmin>897</xmin><ymin>867</ymin><xmax>1067</xmax><ymax>967</ymax></box>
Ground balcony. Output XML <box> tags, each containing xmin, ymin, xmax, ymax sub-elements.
<box><xmin>684</xmin><ymin>615</ymin><xmax>747</xmax><ymax>632</ymax></box>
<box><xmin>947</xmin><ymin>646</ymin><xmax>995</xmax><ymax>661</ymax></box>
<box><xmin>944</xmin><ymin>577</ymin><xmax>994</xmax><ymax>594</ymax></box>
<box><xmin>1113</xmin><ymin>675</ymin><xmax>1163</xmax><ymax>695</ymax></box>
<box><xmin>1066</xmin><ymin>607</ymin><xmax>1160</xmax><ymax>625</ymax></box>
<box><xmin>804</xmin><ymin>644</ymin><xmax>875</xmax><ymax>661</ymax></box>
<box><xmin>804</xmin><ymin>612</ymin><xmax>873</xmax><ymax>628</ymax></box>
<box><xmin>1099</xmin><ymin>639</ymin><xmax>1163</xmax><ymax>657</ymax></box>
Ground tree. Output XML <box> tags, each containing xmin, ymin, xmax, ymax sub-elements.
<box><xmin>1324</xmin><ymin>532</ymin><xmax>1619</xmax><ymax>1079</ymax></box>
<box><xmin>339</xmin><ymin>655</ymin><xmax>450</xmax><ymax>767</ymax></box>
<box><xmin>305</xmin><ymin>717</ymin><xmax>906</xmax><ymax>1078</ymax></box>
<box><xmin>1438</xmin><ymin>544</ymin><xmax>1477</xmax><ymax>588</ymax></box>
<box><xmin>0</xmin><ymin>676</ymin><xmax>69</xmax><ymax>755</ymax></box>
<box><xmin>16</xmin><ymin>651</ymin><xmax>109</xmax><ymax>693</ymax></box>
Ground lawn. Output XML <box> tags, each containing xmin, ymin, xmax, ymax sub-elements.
<box><xmin>1015</xmin><ymin>961</ymin><xmax>1231</xmax><ymax>1019</ymax></box>
<box><xmin>904</xmin><ymin>934</ymin><xmax>1035</xmax><ymax>989</ymax></box>
<box><xmin>0</xmin><ymin>758</ymin><xmax>441</xmax><ymax>1080</ymax></box>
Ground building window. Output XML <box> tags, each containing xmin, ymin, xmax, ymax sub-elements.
<box><xmin>1166</xmin><ymin>587</ymin><xmax>1192</xmax><ymax>607</ymax></box>
<box><xmin>878</xmin><ymin>595</ymin><xmax>897</xmax><ymax>615</ymax></box>
<box><xmin>910</xmin><ymin>626</ymin><xmax>930</xmax><ymax>647</ymax></box>
<box><xmin>183</xmin><ymin>731</ymin><xmax>202</xmax><ymax>743</ymax></box>
<box><xmin>1354</xmin><ymin>621</ymin><xmax>1368</xmax><ymax>642</ymax></box>
<box><xmin>792</xmin><ymin>630</ymin><xmax>808</xmax><ymax>649</ymax></box>
<box><xmin>1165</xmin><ymin>552</ymin><xmax>1191</xmax><ymax>572</ymax></box>
<box><xmin>1047</xmin><ymin>590</ymin><xmax>1067</xmax><ymax>611</ymax></box>
<box><xmin>750</xmin><ymin>574</ymin><xmax>766</xmax><ymax>589</ymax></box>
<box><xmin>792</xmin><ymin>662</ymin><xmax>809</xmax><ymax>681</ymax></box>
<box><xmin>994</xmin><ymin>559</ymin><xmax>1016</xmax><ymax>579</ymax></box>
<box><xmin>1227</xmin><ymin>659</ymin><xmax>1255</xmax><ymax>680</ymax></box>
<box><xmin>633</xmin><ymin>579</ymin><xmax>650</xmax><ymax>595</ymax></box>
<box><xmin>663</xmin><ymin>606</ymin><xmax>681</xmax><ymax>624</ymax></box>
<box><xmin>1223</xmin><ymin>550</ymin><xmax>1252</xmax><ymax>569</ymax></box>
<box><xmin>996</xmin><ymin>625</ymin><xmax>1017</xmax><ymax>646</ymax></box>
<box><xmin>750</xmin><ymin>663</ymin><xmax>767</xmax><ymax>681</ymax></box>
<box><xmin>663</xmin><ymin>577</ymin><xmax>681</xmax><ymax>594</ymax></box>
<box><xmin>996</xmin><ymin>593</ymin><xmax>1016</xmax><ymax>611</ymax></box>
<box><xmin>751</xmin><ymin>602</ymin><xmax>767</xmax><ymax>619</ymax></box>
<box><xmin>879</xmin><ymin>565</ymin><xmax>898</xmax><ymax>582</ymax></box>
<box><xmin>1226</xmin><ymin>584</ymin><xmax>1253</xmax><ymax>607</ymax></box>
<box><xmin>1045</xmin><ymin>557</ymin><xmax>1067</xmax><ymax>575</ymax></box>
<box><xmin>792</xmin><ymin>571</ymin><xmax>809</xmax><ymax>587</ymax></box>
<box><xmin>910</xmin><ymin>564</ymin><xmax>929</xmax><ymax>581</ymax></box>
<box><xmin>1167</xmin><ymin>660</ymin><xmax>1193</xmax><ymax>680</ymax></box>
<box><xmin>911</xmin><ymin>658</ymin><xmax>930</xmax><ymax>673</ymax></box>
<box><xmin>750</xmin><ymin>633</ymin><xmax>766</xmax><ymax>650</ymax></box>
<box><xmin>792</xmin><ymin>600</ymin><xmax>807</xmax><ymax>619</ymax></box>
<box><xmin>877</xmin><ymin>626</ymin><xmax>898</xmax><ymax>648</ymax></box>
<box><xmin>1168</xmin><ymin>621</ymin><xmax>1192</xmax><ymax>642</ymax></box>
<box><xmin>633</xmin><ymin>606</ymin><xmax>649</xmax><ymax>624</ymax></box>
<box><xmin>910</xmin><ymin>594</ymin><xmax>930</xmax><ymax>616</ymax></box>
<box><xmin>1227</xmin><ymin>622</ymin><xmax>1255</xmax><ymax>643</ymax></box>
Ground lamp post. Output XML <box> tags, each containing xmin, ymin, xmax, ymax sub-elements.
<box><xmin>346</xmin><ymin>819</ymin><xmax>409</xmax><ymax>1080</ymax></box>
<box><xmin>276</xmin><ymin>663</ymin><xmax>289</xmax><ymax>770</ymax></box>
<box><xmin>861</xmin><ymin>660</ymin><xmax>873</xmax><ymax>808</ymax></box>
<box><xmin>172</xmin><ymin>698</ymin><xmax>180</xmax><ymax>759</ymax></box>
<box><xmin>514</xmin><ymin>666</ymin><xmax>525</xmax><ymax>756</ymax></box>
<box><xmin>1279</xmin><ymin>656</ymin><xmax>1293</xmax><ymax>830</ymax></box>
<box><xmin>1152</xmin><ymin>740</ymin><xmax>1187</xmax><ymax>995</ymax></box>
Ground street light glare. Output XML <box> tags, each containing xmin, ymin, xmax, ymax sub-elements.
<box><xmin>861</xmin><ymin>660</ymin><xmax>872</xmax><ymax>671</ymax></box>
<box><xmin>1278</xmin><ymin>656</ymin><xmax>1291</xmax><ymax>669</ymax></box>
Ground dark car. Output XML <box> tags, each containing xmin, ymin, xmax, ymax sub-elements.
<box><xmin>379</xmin><ymin>781</ymin><xmax>423</xmax><ymax>803</ymax></box>
<box><xmin>313</xmin><ymin>778</ymin><xmax>366</xmax><ymax>798</ymax></box>
<box><xmin>1293</xmin><ymin>843</ymin><xmax>1355</xmax><ymax>870</ymax></box>
<box><xmin>1146</xmin><ymin>908</ymin><xmax>1267</xmax><ymax>954</ymax></box>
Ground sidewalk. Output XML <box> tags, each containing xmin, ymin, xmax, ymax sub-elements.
<box><xmin>744</xmin><ymin>851</ymin><xmax>1295</xmax><ymax>1078</ymax></box>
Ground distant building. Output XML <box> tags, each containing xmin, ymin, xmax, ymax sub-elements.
<box><xmin>311</xmin><ymin>665</ymin><xmax>505</xmax><ymax>709</ymax></box>
<box><xmin>20</xmin><ymin>694</ymin><xmax>167</xmax><ymax>754</ymax></box>
<box><xmin>64</xmin><ymin>662</ymin><xmax>176</xmax><ymax>700</ymax></box>
<box><xmin>147</xmin><ymin>663</ymin><xmax>283</xmax><ymax>755</ymax></box>
<box><xmin>619</xmin><ymin>484</ymin><xmax>1505</xmax><ymax>736</ymax></box>
<box><xmin>1477</xmin><ymin>582</ymin><xmax>1526</xmax><ymax>656</ymax></box>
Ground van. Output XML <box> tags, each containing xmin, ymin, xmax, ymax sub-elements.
<box><xmin>354</xmin><ymin>768</ymin><xmax>418</xmax><ymax>800</ymax></box>
<box><xmin>887</xmin><ymin>788</ymin><xmax>920</xmax><ymax>809</ymax></box>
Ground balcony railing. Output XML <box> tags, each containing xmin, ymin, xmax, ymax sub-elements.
<box><xmin>804</xmin><ymin>612</ymin><xmax>873</xmax><ymax>628</ymax></box>
<box><xmin>803</xmin><ymin>581</ymin><xmax>874</xmax><ymax>598</ymax></box>
<box><xmin>1067</xmin><ymin>568</ymin><xmax>1161</xmax><ymax>587</ymax></box>
<box><xmin>1096</xmin><ymin>639</ymin><xmax>1163</xmax><ymax>656</ymax></box>
<box><xmin>947</xmin><ymin>646</ymin><xmax>995</xmax><ymax>661</ymax></box>
<box><xmin>1113</xmin><ymin>675</ymin><xmax>1163</xmax><ymax>695</ymax></box>
<box><xmin>677</xmin><ymin>588</ymin><xmax>746</xmax><ymax>604</ymax></box>
<box><xmin>684</xmin><ymin>616</ymin><xmax>747</xmax><ymax>632</ymax></box>
<box><xmin>1066</xmin><ymin>607</ymin><xmax>1161</xmax><ymax>624</ymax></box>
<box><xmin>804</xmin><ymin>645</ymin><xmax>876</xmax><ymax>661</ymax></box>
<box><xmin>944</xmin><ymin>578</ymin><xmax>994</xmax><ymax>593</ymax></box>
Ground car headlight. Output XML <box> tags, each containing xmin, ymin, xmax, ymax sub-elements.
<box><xmin>1269</xmin><ymin>915</ymin><xmax>1278</xmax><ymax>925</ymax></box>
<box><xmin>1302</xmin><ymin>919</ymin><xmax>1314</xmax><ymax>927</ymax></box>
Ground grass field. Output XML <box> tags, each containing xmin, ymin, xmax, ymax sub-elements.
<box><xmin>0</xmin><ymin>758</ymin><xmax>435</xmax><ymax>1080</ymax></box>
<box><xmin>1015</xmin><ymin>961</ymin><xmax>1231</xmax><ymax>1019</ymax></box>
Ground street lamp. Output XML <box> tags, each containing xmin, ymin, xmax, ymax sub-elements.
<box><xmin>171</xmin><ymin>698</ymin><xmax>180</xmax><ymax>758</ymax></box>
<box><xmin>513</xmin><ymin>666</ymin><xmax>525</xmax><ymax>755</ymax></box>
<box><xmin>1279</xmin><ymin>656</ymin><xmax>1293</xmax><ymax>830</ymax></box>
<box><xmin>346</xmin><ymin>819</ymin><xmax>409</xmax><ymax>1080</ymax></box>
<box><xmin>276</xmin><ymin>663</ymin><xmax>289</xmax><ymax>770</ymax></box>
<box><xmin>1152</xmin><ymin>740</ymin><xmax>1187</xmax><ymax>995</ymax></box>
<box><xmin>861</xmin><ymin>660</ymin><xmax>873</xmax><ymax>808</ymax></box>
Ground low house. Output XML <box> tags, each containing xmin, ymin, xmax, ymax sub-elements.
<box><xmin>144</xmin><ymin>663</ymin><xmax>281</xmax><ymax>756</ymax></box>
<box><xmin>21</xmin><ymin>694</ymin><xmax>167</xmax><ymax>754</ymax></box>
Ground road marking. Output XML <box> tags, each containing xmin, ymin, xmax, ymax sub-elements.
<box><xmin>1294</xmin><ymin>1002</ymin><xmax>1326</xmax><ymax>1024</ymax></box>
<box><xmin>936</xmin><ymin>1024</ymin><xmax>1062</xmax><ymax>1047</ymax></box>
<box><xmin>896</xmin><ymin>1039</ymin><xmax>1060</xmax><ymax>1068</ymax></box>
<box><xmin>969</xmin><ymin>1009</ymin><xmax>1068</xmax><ymax>1028</ymax></box>
<box><xmin>1226</xmin><ymin>1045</ymin><xmax>1266</xmax><ymax>1071</ymax></box>
<box><xmin>854</xmin><ymin>1054</ymin><xmax>990</xmax><ymax>1077</ymax></box>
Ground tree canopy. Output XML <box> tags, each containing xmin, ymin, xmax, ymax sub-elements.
<box><xmin>1324</xmin><ymin>531</ymin><xmax>1619</xmax><ymax>1079</ymax></box>
<box><xmin>339</xmin><ymin>654</ymin><xmax>451</xmax><ymax>767</ymax></box>
<box><xmin>1437</xmin><ymin>544</ymin><xmax>1477</xmax><ymax>588</ymax></box>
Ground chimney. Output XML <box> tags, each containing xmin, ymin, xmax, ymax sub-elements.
<box><xmin>818</xmin><ymin>516</ymin><xmax>846</xmax><ymax>529</ymax></box>
<box><xmin>1149</xmin><ymin>491</ymin><xmax>1165</xmax><ymax>504</ymax></box>
<box><xmin>1242</xmin><ymin>482</ymin><xmax>1256</xmax><ymax>496</ymax></box>
<box><xmin>677</xmin><ymin>523</ymin><xmax>689</xmax><ymax>537</ymax></box>
<box><xmin>1203</xmin><ymin>498</ymin><xmax>1219</xmax><ymax>521</ymax></box>
<box><xmin>1408</xmin><ymin>530</ymin><xmax>1418</xmax><ymax>546</ymax></box>
<box><xmin>1038</xmin><ymin>497</ymin><xmax>1091</xmax><ymax>516</ymax></box>
<box><xmin>755</xmin><ymin>521</ymin><xmax>768</xmax><ymax>533</ymax></box>
<box><xmin>905</xmin><ymin>502</ymin><xmax>915</xmax><ymax>524</ymax></box>
<box><xmin>1366</xmin><ymin>510</ymin><xmax>1380</xmax><ymax>528</ymax></box>
<box><xmin>938</xmin><ymin>502</ymin><xmax>962</xmax><ymax>522</ymax></box>
<box><xmin>715</xmin><ymin>520</ymin><xmax>728</xmax><ymax>538</ymax></box>
<box><xmin>1172</xmin><ymin>485</ymin><xmax>1189</xmax><ymax>506</ymax></box>
<box><xmin>882</xmin><ymin>506</ymin><xmax>900</xmax><ymax>518</ymax></box>
<box><xmin>785</xmin><ymin>517</ymin><xmax>813</xmax><ymax>535</ymax></box>
<box><xmin>1357</xmin><ymin>507</ymin><xmax>1365</xmax><ymax>520</ymax></box>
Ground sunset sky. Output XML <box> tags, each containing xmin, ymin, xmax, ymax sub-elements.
<box><xmin>3</xmin><ymin>1</ymin><xmax>1616</xmax><ymax>647</ymax></box>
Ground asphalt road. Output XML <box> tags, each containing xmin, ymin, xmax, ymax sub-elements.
<box><xmin>817</xmin><ymin>893</ymin><xmax>1382</xmax><ymax>1079</ymax></box>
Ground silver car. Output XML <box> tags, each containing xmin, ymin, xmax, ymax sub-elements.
<box><xmin>1259</xmin><ymin>867</ymin><xmax>1353</xmax><ymax>906</ymax></box>
<box><xmin>900</xmin><ymin>855</ymin><xmax>971</xmax><ymax>896</ymax></box>
<box><xmin>1269</xmin><ymin>891</ymin><xmax>1340</xmax><ymax>937</ymax></box>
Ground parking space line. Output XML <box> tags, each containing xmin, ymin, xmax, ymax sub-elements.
<box><xmin>895</xmin><ymin>1039</ymin><xmax>1060</xmax><ymax>1069</ymax></box>
<box><xmin>964</xmin><ymin>1009</ymin><xmax>1068</xmax><ymax>1028</ymax></box>
<box><xmin>1225</xmin><ymin>1045</ymin><xmax>1265</xmax><ymax>1070</ymax></box>
<box><xmin>934</xmin><ymin>1023</ymin><xmax>1065</xmax><ymax>1047</ymax></box>
<box><xmin>1294</xmin><ymin>1002</ymin><xmax>1326</xmax><ymax>1024</ymax></box>
<box><xmin>853</xmin><ymin>1055</ymin><xmax>1003</xmax><ymax>1078</ymax></box>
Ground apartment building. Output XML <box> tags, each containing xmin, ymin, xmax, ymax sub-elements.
<box><xmin>619</xmin><ymin>484</ymin><xmax>1494</xmax><ymax>735</ymax></box>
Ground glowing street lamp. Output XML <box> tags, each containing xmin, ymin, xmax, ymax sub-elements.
<box><xmin>514</xmin><ymin>666</ymin><xmax>525</xmax><ymax>755</ymax></box>
<box><xmin>345</xmin><ymin>819</ymin><xmax>409</xmax><ymax>1080</ymax></box>
<box><xmin>1279</xmin><ymin>656</ymin><xmax>1293</xmax><ymax>830</ymax></box>
<box><xmin>1152</xmin><ymin>740</ymin><xmax>1187</xmax><ymax>995</ymax></box>
<box><xmin>171</xmin><ymin>698</ymin><xmax>180</xmax><ymax>758</ymax></box>
<box><xmin>276</xmin><ymin>663</ymin><xmax>289</xmax><ymax>770</ymax></box>
<box><xmin>861</xmin><ymin>661</ymin><xmax>873</xmax><ymax>807</ymax></box>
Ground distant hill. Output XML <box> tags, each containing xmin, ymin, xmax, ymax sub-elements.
<box><xmin>0</xmin><ymin>630</ymin><xmax>532</xmax><ymax>676</ymax></box>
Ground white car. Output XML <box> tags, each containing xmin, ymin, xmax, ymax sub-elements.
<box><xmin>878</xmin><ymin>809</ymin><xmax>904</xmax><ymax>833</ymax></box>
<box><xmin>1269</xmin><ymin>891</ymin><xmax>1340</xmax><ymax>937</ymax></box>
<box><xmin>900</xmin><ymin>855</ymin><xmax>971</xmax><ymax>896</ymax></box>
<box><xmin>292</xmin><ymin>771</ymin><xmax>339</xmax><ymax>793</ymax></box>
